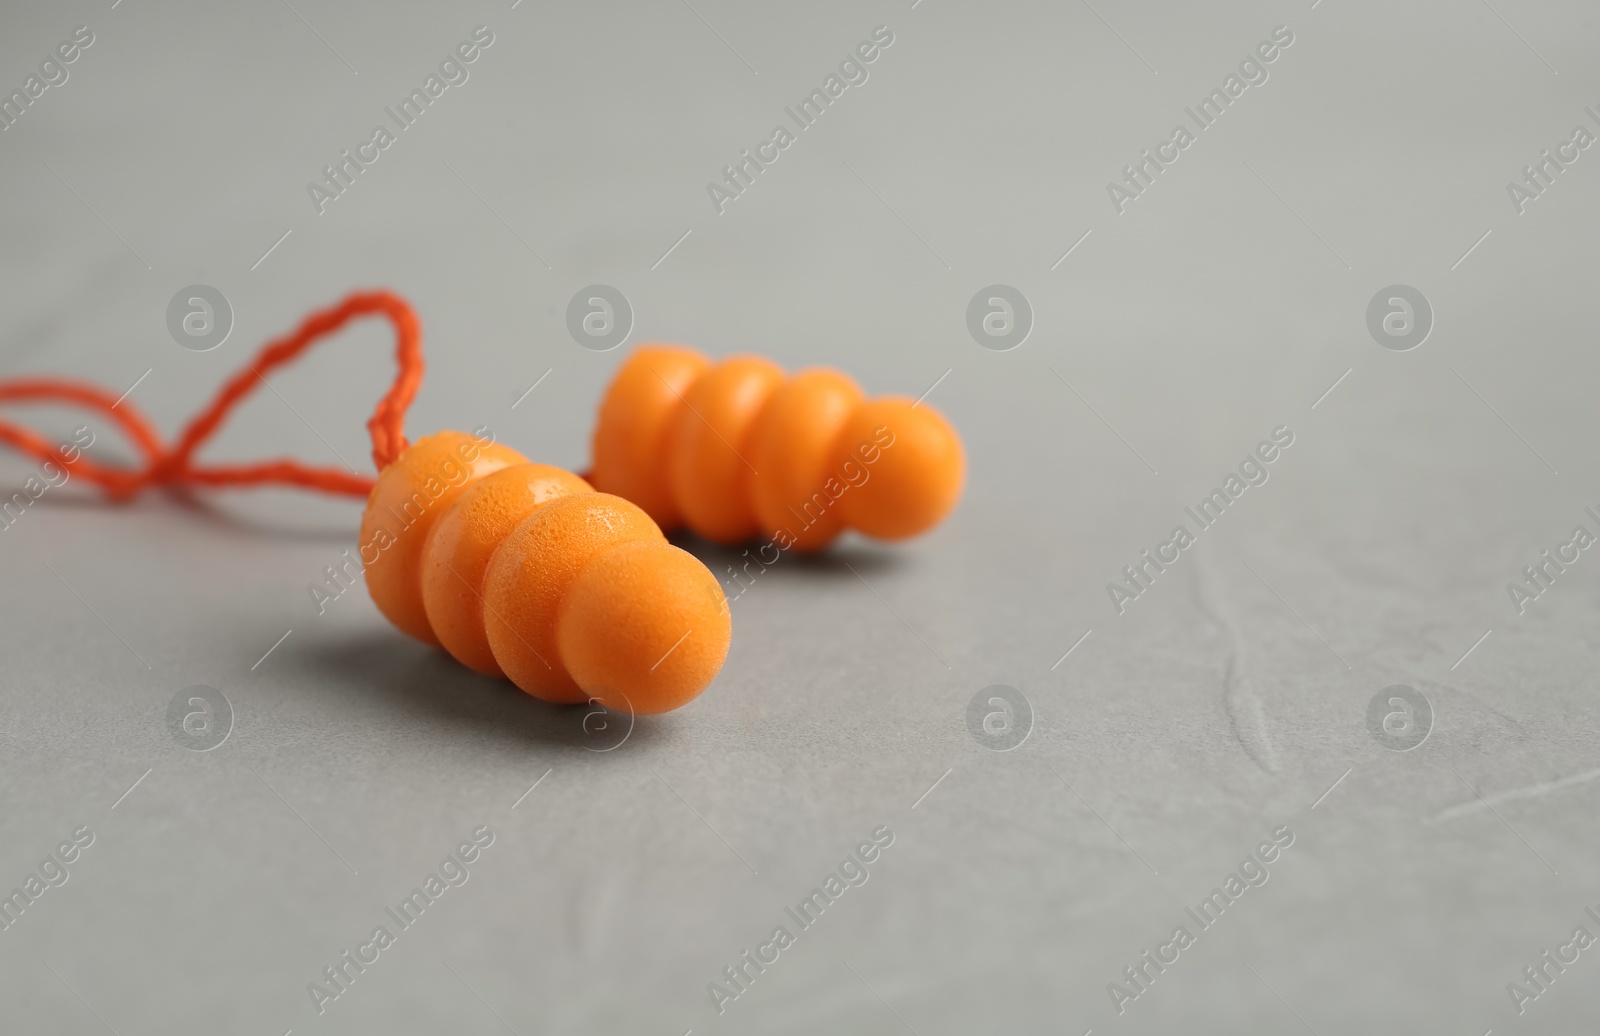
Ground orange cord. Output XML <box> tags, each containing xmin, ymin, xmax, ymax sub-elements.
<box><xmin>0</xmin><ymin>290</ymin><xmax>423</xmax><ymax>501</ymax></box>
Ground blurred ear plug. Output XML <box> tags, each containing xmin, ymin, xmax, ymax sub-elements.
<box><xmin>590</xmin><ymin>345</ymin><xmax>964</xmax><ymax>550</ymax></box>
<box><xmin>362</xmin><ymin>431</ymin><xmax>730</xmax><ymax>713</ymax></box>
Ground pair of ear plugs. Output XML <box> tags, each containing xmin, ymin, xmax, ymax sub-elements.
<box><xmin>362</xmin><ymin>345</ymin><xmax>964</xmax><ymax>714</ymax></box>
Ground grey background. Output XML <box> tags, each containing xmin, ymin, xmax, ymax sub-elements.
<box><xmin>1</xmin><ymin>0</ymin><xmax>1597</xmax><ymax>1032</ymax></box>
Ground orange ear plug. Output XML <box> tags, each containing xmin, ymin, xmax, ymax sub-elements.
<box><xmin>590</xmin><ymin>346</ymin><xmax>965</xmax><ymax>550</ymax></box>
<box><xmin>362</xmin><ymin>433</ymin><xmax>731</xmax><ymax>714</ymax></box>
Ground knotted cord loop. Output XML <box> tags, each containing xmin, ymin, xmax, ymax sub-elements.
<box><xmin>0</xmin><ymin>290</ymin><xmax>424</xmax><ymax>500</ymax></box>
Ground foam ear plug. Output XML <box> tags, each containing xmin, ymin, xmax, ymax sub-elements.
<box><xmin>591</xmin><ymin>349</ymin><xmax>965</xmax><ymax>549</ymax></box>
<box><xmin>360</xmin><ymin>430</ymin><xmax>527</xmax><ymax>645</ymax></box>
<box><xmin>420</xmin><ymin>463</ymin><xmax>594</xmax><ymax>675</ymax></box>
<box><xmin>361</xmin><ymin>433</ymin><xmax>731</xmax><ymax>713</ymax></box>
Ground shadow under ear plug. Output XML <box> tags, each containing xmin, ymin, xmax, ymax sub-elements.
<box><xmin>362</xmin><ymin>434</ymin><xmax>730</xmax><ymax>715</ymax></box>
<box><xmin>589</xmin><ymin>345</ymin><xmax>965</xmax><ymax>550</ymax></box>
<box><xmin>0</xmin><ymin>291</ymin><xmax>730</xmax><ymax>715</ymax></box>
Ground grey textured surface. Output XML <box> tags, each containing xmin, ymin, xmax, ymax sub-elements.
<box><xmin>2</xmin><ymin>0</ymin><xmax>1599</xmax><ymax>1033</ymax></box>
